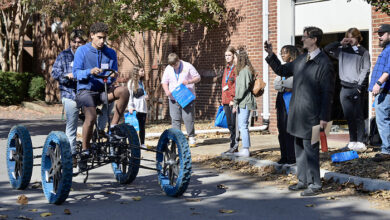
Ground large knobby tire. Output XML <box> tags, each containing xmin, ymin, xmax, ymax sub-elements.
<box><xmin>111</xmin><ymin>123</ymin><xmax>140</xmax><ymax>184</ymax></box>
<box><xmin>6</xmin><ymin>125</ymin><xmax>33</xmax><ymax>190</ymax></box>
<box><xmin>156</xmin><ymin>128</ymin><xmax>191</xmax><ymax>197</ymax></box>
<box><xmin>41</xmin><ymin>131</ymin><xmax>73</xmax><ymax>205</ymax></box>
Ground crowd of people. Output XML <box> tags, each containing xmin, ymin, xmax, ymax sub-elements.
<box><xmin>51</xmin><ymin>21</ymin><xmax>390</xmax><ymax>197</ymax></box>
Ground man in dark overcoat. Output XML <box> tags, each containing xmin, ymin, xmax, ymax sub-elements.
<box><xmin>264</xmin><ymin>26</ymin><xmax>335</xmax><ymax>196</ymax></box>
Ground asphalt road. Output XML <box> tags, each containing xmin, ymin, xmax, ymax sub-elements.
<box><xmin>1</xmin><ymin>120</ymin><xmax>390</xmax><ymax>219</ymax></box>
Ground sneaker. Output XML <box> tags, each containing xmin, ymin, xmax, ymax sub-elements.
<box><xmin>222</xmin><ymin>146</ymin><xmax>238</xmax><ymax>155</ymax></box>
<box><xmin>233</xmin><ymin>148</ymin><xmax>250</xmax><ymax>157</ymax></box>
<box><xmin>189</xmin><ymin>137</ymin><xmax>196</xmax><ymax>148</ymax></box>
<box><xmin>78</xmin><ymin>150</ymin><xmax>90</xmax><ymax>172</ymax></box>
<box><xmin>340</xmin><ymin>142</ymin><xmax>356</xmax><ymax>151</ymax></box>
<box><xmin>277</xmin><ymin>158</ymin><xmax>287</xmax><ymax>165</ymax></box>
<box><xmin>353</xmin><ymin>142</ymin><xmax>367</xmax><ymax>152</ymax></box>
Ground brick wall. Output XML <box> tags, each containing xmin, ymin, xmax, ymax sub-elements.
<box><xmin>179</xmin><ymin>0</ymin><xmax>279</xmax><ymax>131</ymax></box>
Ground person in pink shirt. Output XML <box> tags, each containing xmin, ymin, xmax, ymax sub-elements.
<box><xmin>161</xmin><ymin>53</ymin><xmax>201</xmax><ymax>147</ymax></box>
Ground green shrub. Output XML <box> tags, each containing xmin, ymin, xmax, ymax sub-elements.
<box><xmin>0</xmin><ymin>71</ymin><xmax>32</xmax><ymax>105</ymax></box>
<box><xmin>28</xmin><ymin>76</ymin><xmax>46</xmax><ymax>101</ymax></box>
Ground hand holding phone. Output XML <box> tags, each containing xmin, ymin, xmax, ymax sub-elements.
<box><xmin>264</xmin><ymin>41</ymin><xmax>273</xmax><ymax>55</ymax></box>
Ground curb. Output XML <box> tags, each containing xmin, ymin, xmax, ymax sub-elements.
<box><xmin>221</xmin><ymin>154</ymin><xmax>390</xmax><ymax>192</ymax></box>
<box><xmin>22</xmin><ymin>101</ymin><xmax>50</xmax><ymax>114</ymax></box>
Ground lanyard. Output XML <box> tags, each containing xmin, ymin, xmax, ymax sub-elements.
<box><xmin>138</xmin><ymin>80</ymin><xmax>147</xmax><ymax>95</ymax></box>
<box><xmin>225</xmin><ymin>64</ymin><xmax>234</xmax><ymax>83</ymax></box>
<box><xmin>174</xmin><ymin>61</ymin><xmax>183</xmax><ymax>81</ymax></box>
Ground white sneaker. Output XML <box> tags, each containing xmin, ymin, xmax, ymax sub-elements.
<box><xmin>341</xmin><ymin>142</ymin><xmax>356</xmax><ymax>151</ymax></box>
<box><xmin>353</xmin><ymin>142</ymin><xmax>367</xmax><ymax>152</ymax></box>
<box><xmin>233</xmin><ymin>148</ymin><xmax>250</xmax><ymax>157</ymax></box>
<box><xmin>140</xmin><ymin>144</ymin><xmax>147</xmax><ymax>149</ymax></box>
<box><xmin>189</xmin><ymin>137</ymin><xmax>196</xmax><ymax>148</ymax></box>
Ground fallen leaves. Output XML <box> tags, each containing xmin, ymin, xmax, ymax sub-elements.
<box><xmin>305</xmin><ymin>204</ymin><xmax>315</xmax><ymax>208</ymax></box>
<box><xmin>185</xmin><ymin>198</ymin><xmax>201</xmax><ymax>202</ymax></box>
<box><xmin>64</xmin><ymin>209</ymin><xmax>71</xmax><ymax>215</ymax></box>
<box><xmin>132</xmin><ymin>196</ymin><xmax>142</xmax><ymax>201</ymax></box>
<box><xmin>17</xmin><ymin>195</ymin><xmax>28</xmax><ymax>205</ymax></box>
<box><xmin>326</xmin><ymin>196</ymin><xmax>337</xmax><ymax>200</ymax></box>
<box><xmin>217</xmin><ymin>184</ymin><xmax>228</xmax><ymax>189</ymax></box>
<box><xmin>28</xmin><ymin>209</ymin><xmax>38</xmax><ymax>212</ymax></box>
<box><xmin>40</xmin><ymin>212</ymin><xmax>52</xmax><ymax>217</ymax></box>
<box><xmin>219</xmin><ymin>209</ymin><xmax>235</xmax><ymax>214</ymax></box>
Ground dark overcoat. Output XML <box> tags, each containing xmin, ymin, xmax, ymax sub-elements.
<box><xmin>266</xmin><ymin>51</ymin><xmax>335</xmax><ymax>139</ymax></box>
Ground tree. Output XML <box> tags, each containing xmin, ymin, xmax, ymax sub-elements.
<box><xmin>39</xmin><ymin>0</ymin><xmax>226</xmax><ymax>118</ymax></box>
<box><xmin>0</xmin><ymin>0</ymin><xmax>32</xmax><ymax>72</ymax></box>
<box><xmin>348</xmin><ymin>0</ymin><xmax>389</xmax><ymax>15</ymax></box>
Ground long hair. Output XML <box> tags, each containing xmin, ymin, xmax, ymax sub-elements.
<box><xmin>235</xmin><ymin>45</ymin><xmax>255</xmax><ymax>76</ymax></box>
<box><xmin>130</xmin><ymin>65</ymin><xmax>143</xmax><ymax>94</ymax></box>
<box><xmin>281</xmin><ymin>45</ymin><xmax>299</xmax><ymax>62</ymax></box>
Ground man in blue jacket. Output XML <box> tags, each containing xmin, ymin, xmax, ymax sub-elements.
<box><xmin>73</xmin><ymin>22</ymin><xmax>129</xmax><ymax>170</ymax></box>
<box><xmin>52</xmin><ymin>29</ymin><xmax>86</xmax><ymax>167</ymax></box>
<box><xmin>369</xmin><ymin>24</ymin><xmax>390</xmax><ymax>162</ymax></box>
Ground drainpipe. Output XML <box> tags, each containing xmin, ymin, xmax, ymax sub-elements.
<box><xmin>260</xmin><ymin>0</ymin><xmax>270</xmax><ymax>131</ymax></box>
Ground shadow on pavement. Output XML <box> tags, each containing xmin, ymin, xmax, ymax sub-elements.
<box><xmin>0</xmin><ymin>119</ymin><xmax>74</xmax><ymax>139</ymax></box>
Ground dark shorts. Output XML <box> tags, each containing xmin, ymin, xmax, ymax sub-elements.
<box><xmin>76</xmin><ymin>90</ymin><xmax>108</xmax><ymax>108</ymax></box>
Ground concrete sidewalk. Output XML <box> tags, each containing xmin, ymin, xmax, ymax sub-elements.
<box><xmin>187</xmin><ymin>133</ymin><xmax>390</xmax><ymax>192</ymax></box>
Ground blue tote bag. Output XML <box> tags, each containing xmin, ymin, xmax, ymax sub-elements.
<box><xmin>171</xmin><ymin>84</ymin><xmax>196</xmax><ymax>108</ymax></box>
<box><xmin>124</xmin><ymin>111</ymin><xmax>140</xmax><ymax>131</ymax></box>
<box><xmin>214</xmin><ymin>106</ymin><xmax>228</xmax><ymax>128</ymax></box>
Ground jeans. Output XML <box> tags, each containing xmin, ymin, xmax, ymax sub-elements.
<box><xmin>375</xmin><ymin>93</ymin><xmax>390</xmax><ymax>154</ymax></box>
<box><xmin>238</xmin><ymin>105</ymin><xmax>251</xmax><ymax>148</ymax></box>
<box><xmin>62</xmin><ymin>98</ymin><xmax>79</xmax><ymax>154</ymax></box>
<box><xmin>169</xmin><ymin>99</ymin><xmax>195</xmax><ymax>137</ymax></box>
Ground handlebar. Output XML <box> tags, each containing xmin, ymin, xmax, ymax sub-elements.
<box><xmin>94</xmin><ymin>69</ymin><xmax>117</xmax><ymax>79</ymax></box>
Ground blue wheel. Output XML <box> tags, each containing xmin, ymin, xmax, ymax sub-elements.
<box><xmin>156</xmin><ymin>128</ymin><xmax>191</xmax><ymax>197</ymax></box>
<box><xmin>6</xmin><ymin>125</ymin><xmax>33</xmax><ymax>190</ymax></box>
<box><xmin>111</xmin><ymin>123</ymin><xmax>140</xmax><ymax>184</ymax></box>
<box><xmin>41</xmin><ymin>131</ymin><xmax>73</xmax><ymax>204</ymax></box>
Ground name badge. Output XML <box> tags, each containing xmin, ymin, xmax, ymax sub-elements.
<box><xmin>223</xmin><ymin>85</ymin><xmax>229</xmax><ymax>91</ymax></box>
<box><xmin>101</xmin><ymin>63</ymin><xmax>109</xmax><ymax>69</ymax></box>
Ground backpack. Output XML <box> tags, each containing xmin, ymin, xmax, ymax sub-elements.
<box><xmin>251</xmin><ymin>74</ymin><xmax>266</xmax><ymax>97</ymax></box>
<box><xmin>368</xmin><ymin>117</ymin><xmax>382</xmax><ymax>147</ymax></box>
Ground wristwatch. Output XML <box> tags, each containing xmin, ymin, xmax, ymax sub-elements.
<box><xmin>376</xmin><ymin>81</ymin><xmax>383</xmax><ymax>86</ymax></box>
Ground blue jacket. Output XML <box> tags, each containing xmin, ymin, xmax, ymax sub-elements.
<box><xmin>51</xmin><ymin>47</ymin><xmax>77</xmax><ymax>100</ymax></box>
<box><xmin>73</xmin><ymin>43</ymin><xmax>118</xmax><ymax>92</ymax></box>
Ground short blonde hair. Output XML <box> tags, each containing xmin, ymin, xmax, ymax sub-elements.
<box><xmin>168</xmin><ymin>53</ymin><xmax>180</xmax><ymax>66</ymax></box>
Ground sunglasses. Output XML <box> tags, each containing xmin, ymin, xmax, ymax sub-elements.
<box><xmin>378</xmin><ymin>32</ymin><xmax>385</xmax><ymax>37</ymax></box>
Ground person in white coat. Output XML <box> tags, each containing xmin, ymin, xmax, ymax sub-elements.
<box><xmin>128</xmin><ymin>66</ymin><xmax>148</xmax><ymax>148</ymax></box>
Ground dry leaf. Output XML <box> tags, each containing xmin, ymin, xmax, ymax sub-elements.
<box><xmin>305</xmin><ymin>204</ymin><xmax>315</xmax><ymax>207</ymax></box>
<box><xmin>28</xmin><ymin>209</ymin><xmax>38</xmax><ymax>212</ymax></box>
<box><xmin>217</xmin><ymin>184</ymin><xmax>229</xmax><ymax>189</ymax></box>
<box><xmin>219</xmin><ymin>209</ymin><xmax>234</xmax><ymax>214</ymax></box>
<box><xmin>0</xmin><ymin>215</ymin><xmax>8</xmax><ymax>219</ymax></box>
<box><xmin>17</xmin><ymin>195</ymin><xmax>28</xmax><ymax>205</ymax></box>
<box><xmin>132</xmin><ymin>196</ymin><xmax>142</xmax><ymax>201</ymax></box>
<box><xmin>326</xmin><ymin>196</ymin><xmax>336</xmax><ymax>200</ymax></box>
<box><xmin>40</xmin><ymin>212</ymin><xmax>53</xmax><ymax>217</ymax></box>
<box><xmin>16</xmin><ymin>216</ymin><xmax>32</xmax><ymax>220</ymax></box>
<box><xmin>185</xmin><ymin>198</ymin><xmax>201</xmax><ymax>202</ymax></box>
<box><xmin>64</xmin><ymin>209</ymin><xmax>71</xmax><ymax>215</ymax></box>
